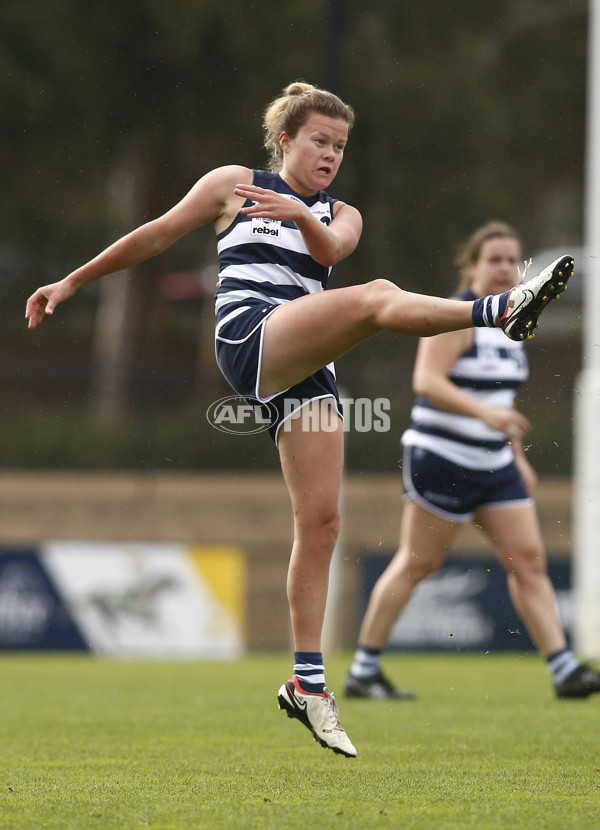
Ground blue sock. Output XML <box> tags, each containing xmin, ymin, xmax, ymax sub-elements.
<box><xmin>293</xmin><ymin>651</ymin><xmax>326</xmax><ymax>694</ymax></box>
<box><xmin>472</xmin><ymin>291</ymin><xmax>509</xmax><ymax>328</ymax></box>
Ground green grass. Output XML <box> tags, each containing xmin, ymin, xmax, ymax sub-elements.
<box><xmin>0</xmin><ymin>653</ymin><xmax>599</xmax><ymax>829</ymax></box>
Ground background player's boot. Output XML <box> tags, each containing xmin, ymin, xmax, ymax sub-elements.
<box><xmin>555</xmin><ymin>664</ymin><xmax>600</xmax><ymax>699</ymax></box>
<box><xmin>343</xmin><ymin>670</ymin><xmax>416</xmax><ymax>700</ymax></box>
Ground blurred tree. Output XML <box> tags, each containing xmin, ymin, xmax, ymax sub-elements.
<box><xmin>342</xmin><ymin>0</ymin><xmax>587</xmax><ymax>296</ymax></box>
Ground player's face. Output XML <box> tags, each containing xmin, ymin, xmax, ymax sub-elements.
<box><xmin>469</xmin><ymin>237</ymin><xmax>521</xmax><ymax>297</ymax></box>
<box><xmin>279</xmin><ymin>113</ymin><xmax>349</xmax><ymax>195</ymax></box>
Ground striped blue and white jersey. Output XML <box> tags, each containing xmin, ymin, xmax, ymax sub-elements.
<box><xmin>402</xmin><ymin>289</ymin><xmax>529</xmax><ymax>470</ymax></box>
<box><xmin>214</xmin><ymin>169</ymin><xmax>337</xmax><ymax>323</ymax></box>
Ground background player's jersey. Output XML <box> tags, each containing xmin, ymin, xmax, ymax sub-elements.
<box><xmin>402</xmin><ymin>289</ymin><xmax>529</xmax><ymax>470</ymax></box>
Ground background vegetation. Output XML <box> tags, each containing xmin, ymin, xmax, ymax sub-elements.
<box><xmin>1</xmin><ymin>0</ymin><xmax>589</xmax><ymax>472</ymax></box>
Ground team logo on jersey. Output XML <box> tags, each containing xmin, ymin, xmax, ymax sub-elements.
<box><xmin>311</xmin><ymin>205</ymin><xmax>332</xmax><ymax>226</ymax></box>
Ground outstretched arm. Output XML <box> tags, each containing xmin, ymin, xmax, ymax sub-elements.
<box><xmin>26</xmin><ymin>165</ymin><xmax>251</xmax><ymax>329</ymax></box>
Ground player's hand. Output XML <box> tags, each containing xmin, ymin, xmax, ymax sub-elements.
<box><xmin>25</xmin><ymin>279</ymin><xmax>77</xmax><ymax>330</ymax></box>
<box><xmin>482</xmin><ymin>407</ymin><xmax>531</xmax><ymax>439</ymax></box>
<box><xmin>234</xmin><ymin>183</ymin><xmax>305</xmax><ymax>223</ymax></box>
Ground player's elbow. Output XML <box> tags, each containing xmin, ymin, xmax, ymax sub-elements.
<box><xmin>412</xmin><ymin>372</ymin><xmax>434</xmax><ymax>398</ymax></box>
<box><xmin>144</xmin><ymin>226</ymin><xmax>172</xmax><ymax>257</ymax></box>
<box><xmin>314</xmin><ymin>252</ymin><xmax>339</xmax><ymax>268</ymax></box>
<box><xmin>315</xmin><ymin>239</ymin><xmax>357</xmax><ymax>268</ymax></box>
<box><xmin>137</xmin><ymin>218</ymin><xmax>180</xmax><ymax>258</ymax></box>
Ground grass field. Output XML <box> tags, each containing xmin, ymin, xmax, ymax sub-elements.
<box><xmin>0</xmin><ymin>652</ymin><xmax>599</xmax><ymax>830</ymax></box>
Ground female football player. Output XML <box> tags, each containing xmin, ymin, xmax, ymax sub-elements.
<box><xmin>26</xmin><ymin>88</ymin><xmax>573</xmax><ymax>756</ymax></box>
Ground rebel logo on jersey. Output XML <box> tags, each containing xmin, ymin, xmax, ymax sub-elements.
<box><xmin>251</xmin><ymin>217</ymin><xmax>281</xmax><ymax>237</ymax></box>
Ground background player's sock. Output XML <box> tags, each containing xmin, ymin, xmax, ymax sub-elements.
<box><xmin>547</xmin><ymin>647</ymin><xmax>580</xmax><ymax>685</ymax></box>
<box><xmin>349</xmin><ymin>645</ymin><xmax>382</xmax><ymax>679</ymax></box>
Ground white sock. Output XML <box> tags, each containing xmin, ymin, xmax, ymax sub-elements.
<box><xmin>350</xmin><ymin>646</ymin><xmax>382</xmax><ymax>679</ymax></box>
<box><xmin>547</xmin><ymin>648</ymin><xmax>579</xmax><ymax>684</ymax></box>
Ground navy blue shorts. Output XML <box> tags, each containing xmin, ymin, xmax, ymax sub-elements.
<box><xmin>402</xmin><ymin>444</ymin><xmax>531</xmax><ymax>522</ymax></box>
<box><xmin>215</xmin><ymin>300</ymin><xmax>342</xmax><ymax>443</ymax></box>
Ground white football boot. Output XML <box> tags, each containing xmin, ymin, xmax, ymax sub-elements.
<box><xmin>499</xmin><ymin>254</ymin><xmax>574</xmax><ymax>341</ymax></box>
<box><xmin>278</xmin><ymin>675</ymin><xmax>357</xmax><ymax>758</ymax></box>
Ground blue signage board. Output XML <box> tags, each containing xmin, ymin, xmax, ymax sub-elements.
<box><xmin>360</xmin><ymin>552</ymin><xmax>572</xmax><ymax>652</ymax></box>
<box><xmin>0</xmin><ymin>550</ymin><xmax>87</xmax><ymax>650</ymax></box>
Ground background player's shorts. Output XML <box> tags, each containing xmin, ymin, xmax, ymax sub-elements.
<box><xmin>215</xmin><ymin>300</ymin><xmax>342</xmax><ymax>443</ymax></box>
<box><xmin>402</xmin><ymin>444</ymin><xmax>532</xmax><ymax>522</ymax></box>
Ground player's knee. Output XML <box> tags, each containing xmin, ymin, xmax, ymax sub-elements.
<box><xmin>507</xmin><ymin>544</ymin><xmax>547</xmax><ymax>580</ymax></box>
<box><xmin>365</xmin><ymin>278</ymin><xmax>398</xmax><ymax>303</ymax></box>
<box><xmin>361</xmin><ymin>279</ymin><xmax>403</xmax><ymax>325</ymax></box>
<box><xmin>392</xmin><ymin>548</ymin><xmax>439</xmax><ymax>584</ymax></box>
<box><xmin>320</xmin><ymin>507</ymin><xmax>341</xmax><ymax>541</ymax></box>
<box><xmin>297</xmin><ymin>503</ymin><xmax>340</xmax><ymax>545</ymax></box>
<box><xmin>412</xmin><ymin>561</ymin><xmax>439</xmax><ymax>584</ymax></box>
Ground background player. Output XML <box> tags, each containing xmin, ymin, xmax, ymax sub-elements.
<box><xmin>344</xmin><ymin>222</ymin><xmax>597</xmax><ymax>702</ymax></box>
